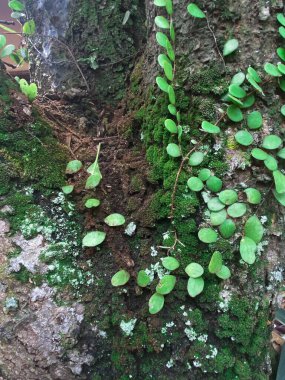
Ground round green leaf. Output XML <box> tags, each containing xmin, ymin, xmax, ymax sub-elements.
<box><xmin>223</xmin><ymin>38</ymin><xmax>239</xmax><ymax>56</ymax></box>
<box><xmin>189</xmin><ymin>152</ymin><xmax>204</xmax><ymax>166</ymax></box>
<box><xmin>208</xmin><ymin>251</ymin><xmax>223</xmax><ymax>274</ymax></box>
<box><xmin>85</xmin><ymin>198</ymin><xmax>101</xmax><ymax>208</ymax></box>
<box><xmin>137</xmin><ymin>270</ymin><xmax>151</xmax><ymax>287</ymax></box>
<box><xmin>198</xmin><ymin>168</ymin><xmax>211</xmax><ymax>182</ymax></box>
<box><xmin>155</xmin><ymin>16</ymin><xmax>170</xmax><ymax>29</ymax></box>
<box><xmin>8</xmin><ymin>0</ymin><xmax>25</xmax><ymax>11</ymax></box>
<box><xmin>241</xmin><ymin>94</ymin><xmax>256</xmax><ymax>109</ymax></box>
<box><xmin>210</xmin><ymin>209</ymin><xmax>227</xmax><ymax>226</ymax></box>
<box><xmin>168</xmin><ymin>104</ymin><xmax>177</xmax><ymax>115</ymax></box>
<box><xmin>227</xmin><ymin>105</ymin><xmax>243</xmax><ymax>122</ymax></box>
<box><xmin>207</xmin><ymin>197</ymin><xmax>225</xmax><ymax>211</ymax></box>
<box><xmin>244</xmin><ymin>188</ymin><xmax>261</xmax><ymax>204</ymax></box>
<box><xmin>0</xmin><ymin>44</ymin><xmax>15</xmax><ymax>58</ymax></box>
<box><xmin>104</xmin><ymin>213</ymin><xmax>126</xmax><ymax>227</ymax></box>
<box><xmin>216</xmin><ymin>265</ymin><xmax>231</xmax><ymax>280</ymax></box>
<box><xmin>156</xmin><ymin>76</ymin><xmax>169</xmax><ymax>92</ymax></box>
<box><xmin>154</xmin><ymin>0</ymin><xmax>166</xmax><ymax>6</ymax></box>
<box><xmin>156</xmin><ymin>32</ymin><xmax>169</xmax><ymax>48</ymax></box>
<box><xmin>262</xmin><ymin>135</ymin><xmax>282</xmax><ymax>150</ymax></box>
<box><xmin>82</xmin><ymin>231</ymin><xmax>106</xmax><ymax>247</ymax></box>
<box><xmin>23</xmin><ymin>20</ymin><xmax>36</xmax><ymax>35</ymax></box>
<box><xmin>187</xmin><ymin>177</ymin><xmax>204</xmax><ymax>192</ymax></box>
<box><xmin>240</xmin><ymin>237</ymin><xmax>256</xmax><ymax>264</ymax></box>
<box><xmin>185</xmin><ymin>263</ymin><xmax>204</xmax><ymax>278</ymax></box>
<box><xmin>247</xmin><ymin>67</ymin><xmax>261</xmax><ymax>83</ymax></box>
<box><xmin>201</xmin><ymin>120</ymin><xmax>220</xmax><ymax>134</ymax></box>
<box><xmin>62</xmin><ymin>185</ymin><xmax>74</xmax><ymax>194</ymax></box>
<box><xmin>66</xmin><ymin>160</ymin><xmax>83</xmax><ymax>174</ymax></box>
<box><xmin>166</xmin><ymin>143</ymin><xmax>181</xmax><ymax>157</ymax></box>
<box><xmin>247</xmin><ymin>111</ymin><xmax>262</xmax><ymax>130</ymax></box>
<box><xmin>264</xmin><ymin>63</ymin><xmax>282</xmax><ymax>77</ymax></box>
<box><xmin>234</xmin><ymin>130</ymin><xmax>253</xmax><ymax>146</ymax></box>
<box><xmin>85</xmin><ymin>173</ymin><xmax>102</xmax><ymax>189</ymax></box>
<box><xmin>163</xmin><ymin>60</ymin><xmax>173</xmax><ymax>81</ymax></box>
<box><xmin>168</xmin><ymin>85</ymin><xmax>176</xmax><ymax>104</ymax></box>
<box><xmin>156</xmin><ymin>274</ymin><xmax>176</xmax><ymax>295</ymax></box>
<box><xmin>187</xmin><ymin>3</ymin><xmax>206</xmax><ymax>18</ymax></box>
<box><xmin>158</xmin><ymin>53</ymin><xmax>171</xmax><ymax>68</ymax></box>
<box><xmin>219</xmin><ymin>219</ymin><xmax>236</xmax><ymax>239</ymax></box>
<box><xmin>164</xmin><ymin>119</ymin><xmax>177</xmax><ymax>133</ymax></box>
<box><xmin>277</xmin><ymin>47</ymin><xmax>285</xmax><ymax>61</ymax></box>
<box><xmin>277</xmin><ymin>13</ymin><xmax>285</xmax><ymax>27</ymax></box>
<box><xmin>244</xmin><ymin>215</ymin><xmax>264</xmax><ymax>243</ymax></box>
<box><xmin>251</xmin><ymin>148</ymin><xmax>268</xmax><ymax>160</ymax></box>
<box><xmin>278</xmin><ymin>63</ymin><xmax>285</xmax><ymax>75</ymax></box>
<box><xmin>111</xmin><ymin>270</ymin><xmax>130</xmax><ymax>286</ymax></box>
<box><xmin>277</xmin><ymin>148</ymin><xmax>285</xmax><ymax>159</ymax></box>
<box><xmin>264</xmin><ymin>155</ymin><xmax>278</xmax><ymax>171</ymax></box>
<box><xmin>273</xmin><ymin>170</ymin><xmax>285</xmax><ymax>194</ymax></box>
<box><xmin>231</xmin><ymin>72</ymin><xmax>245</xmax><ymax>85</ymax></box>
<box><xmin>206</xmin><ymin>176</ymin><xmax>223</xmax><ymax>192</ymax></box>
<box><xmin>229</xmin><ymin>84</ymin><xmax>247</xmax><ymax>99</ymax></box>
<box><xmin>149</xmin><ymin>293</ymin><xmax>165</xmax><ymax>314</ymax></box>
<box><xmin>219</xmin><ymin>189</ymin><xmax>238</xmax><ymax>205</ymax></box>
<box><xmin>187</xmin><ymin>277</ymin><xmax>204</xmax><ymax>297</ymax></box>
<box><xmin>161</xmin><ymin>257</ymin><xmax>180</xmax><ymax>271</ymax></box>
<box><xmin>227</xmin><ymin>202</ymin><xmax>247</xmax><ymax>218</ymax></box>
<box><xmin>198</xmin><ymin>228</ymin><xmax>218</xmax><ymax>244</ymax></box>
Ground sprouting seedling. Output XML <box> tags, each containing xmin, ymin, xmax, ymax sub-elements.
<box><xmin>85</xmin><ymin>143</ymin><xmax>102</xmax><ymax>189</ymax></box>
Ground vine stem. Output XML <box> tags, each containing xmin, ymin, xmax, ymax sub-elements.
<box><xmin>205</xmin><ymin>15</ymin><xmax>226</xmax><ymax>70</ymax></box>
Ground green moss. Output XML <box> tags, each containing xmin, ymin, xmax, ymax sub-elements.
<box><xmin>187</xmin><ymin>64</ymin><xmax>227</xmax><ymax>96</ymax></box>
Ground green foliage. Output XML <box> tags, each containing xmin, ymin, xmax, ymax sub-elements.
<box><xmin>223</xmin><ymin>38</ymin><xmax>239</xmax><ymax>56</ymax></box>
<box><xmin>111</xmin><ymin>270</ymin><xmax>130</xmax><ymax>286</ymax></box>
<box><xmin>104</xmin><ymin>213</ymin><xmax>125</xmax><ymax>227</ymax></box>
<box><xmin>66</xmin><ymin>160</ymin><xmax>83</xmax><ymax>174</ymax></box>
<box><xmin>19</xmin><ymin>79</ymin><xmax>38</xmax><ymax>102</ymax></box>
<box><xmin>82</xmin><ymin>231</ymin><xmax>106</xmax><ymax>247</ymax></box>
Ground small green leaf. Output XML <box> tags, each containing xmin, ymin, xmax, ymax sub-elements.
<box><xmin>165</xmin><ymin>0</ymin><xmax>173</xmax><ymax>15</ymax></box>
<box><xmin>156</xmin><ymin>274</ymin><xmax>176</xmax><ymax>295</ymax></box>
<box><xmin>0</xmin><ymin>35</ymin><xmax>6</xmax><ymax>49</ymax></box>
<box><xmin>262</xmin><ymin>135</ymin><xmax>282</xmax><ymax>150</ymax></box>
<box><xmin>229</xmin><ymin>84</ymin><xmax>247</xmax><ymax>99</ymax></box>
<box><xmin>164</xmin><ymin>119</ymin><xmax>177</xmax><ymax>133</ymax></box>
<box><xmin>210</xmin><ymin>209</ymin><xmax>227</xmax><ymax>226</ymax></box>
<box><xmin>168</xmin><ymin>85</ymin><xmax>176</xmax><ymax>104</ymax></box>
<box><xmin>244</xmin><ymin>188</ymin><xmax>261</xmax><ymax>204</ymax></box>
<box><xmin>0</xmin><ymin>44</ymin><xmax>15</xmax><ymax>58</ymax></box>
<box><xmin>227</xmin><ymin>202</ymin><xmax>247</xmax><ymax>218</ymax></box>
<box><xmin>163</xmin><ymin>60</ymin><xmax>173</xmax><ymax>81</ymax></box>
<box><xmin>241</xmin><ymin>94</ymin><xmax>256</xmax><ymax>109</ymax></box>
<box><xmin>247</xmin><ymin>67</ymin><xmax>261</xmax><ymax>83</ymax></box>
<box><xmin>111</xmin><ymin>270</ymin><xmax>130</xmax><ymax>286</ymax></box>
<box><xmin>166</xmin><ymin>40</ymin><xmax>175</xmax><ymax>61</ymax></box>
<box><xmin>206</xmin><ymin>176</ymin><xmax>223</xmax><ymax>192</ymax></box>
<box><xmin>244</xmin><ymin>215</ymin><xmax>264</xmax><ymax>243</ymax></box>
<box><xmin>85</xmin><ymin>173</ymin><xmax>102</xmax><ymax>189</ymax></box>
<box><xmin>104</xmin><ymin>213</ymin><xmax>126</xmax><ymax>227</ymax></box>
<box><xmin>23</xmin><ymin>20</ymin><xmax>36</xmax><ymax>35</ymax></box>
<box><xmin>170</xmin><ymin>21</ymin><xmax>175</xmax><ymax>41</ymax></box>
<box><xmin>240</xmin><ymin>237</ymin><xmax>256</xmax><ymax>264</ymax></box>
<box><xmin>277</xmin><ymin>148</ymin><xmax>285</xmax><ymax>159</ymax></box>
<box><xmin>187</xmin><ymin>3</ymin><xmax>206</xmax><ymax>18</ymax></box>
<box><xmin>227</xmin><ymin>105</ymin><xmax>243</xmax><ymax>122</ymax></box>
<box><xmin>187</xmin><ymin>277</ymin><xmax>204</xmax><ymax>297</ymax></box>
<box><xmin>201</xmin><ymin>120</ymin><xmax>220</xmax><ymax>134</ymax></box>
<box><xmin>246</xmin><ymin>74</ymin><xmax>264</xmax><ymax>94</ymax></box>
<box><xmin>162</xmin><ymin>257</ymin><xmax>180</xmax><ymax>271</ymax></box>
<box><xmin>218</xmin><ymin>189</ymin><xmax>238</xmax><ymax>205</ymax></box>
<box><xmin>223</xmin><ymin>38</ymin><xmax>239</xmax><ymax>56</ymax></box>
<box><xmin>273</xmin><ymin>170</ymin><xmax>285</xmax><ymax>194</ymax></box>
<box><xmin>66</xmin><ymin>160</ymin><xmax>83</xmax><ymax>174</ymax></box>
<box><xmin>158</xmin><ymin>54</ymin><xmax>171</xmax><ymax>68</ymax></box>
<box><xmin>208</xmin><ymin>251</ymin><xmax>223</xmax><ymax>274</ymax></box>
<box><xmin>227</xmin><ymin>94</ymin><xmax>244</xmax><ymax>106</ymax></box>
<box><xmin>219</xmin><ymin>219</ymin><xmax>236</xmax><ymax>239</ymax></box>
<box><xmin>156</xmin><ymin>32</ymin><xmax>169</xmax><ymax>48</ymax></box>
<box><xmin>85</xmin><ymin>198</ymin><xmax>100</xmax><ymax>208</ymax></box>
<box><xmin>277</xmin><ymin>47</ymin><xmax>285</xmax><ymax>61</ymax></box>
<box><xmin>234</xmin><ymin>130</ymin><xmax>253</xmax><ymax>146</ymax></box>
<box><xmin>8</xmin><ymin>0</ymin><xmax>25</xmax><ymax>11</ymax></box>
<box><xmin>247</xmin><ymin>111</ymin><xmax>263</xmax><ymax>129</ymax></box>
<box><xmin>207</xmin><ymin>197</ymin><xmax>225</xmax><ymax>211</ymax></box>
<box><xmin>187</xmin><ymin>176</ymin><xmax>204</xmax><ymax>192</ymax></box>
<box><xmin>198</xmin><ymin>168</ymin><xmax>211</xmax><ymax>182</ymax></box>
<box><xmin>278</xmin><ymin>64</ymin><xmax>285</xmax><ymax>75</ymax></box>
<box><xmin>166</xmin><ymin>143</ymin><xmax>181</xmax><ymax>157</ymax></box>
<box><xmin>185</xmin><ymin>263</ymin><xmax>204</xmax><ymax>278</ymax></box>
<box><xmin>279</xmin><ymin>78</ymin><xmax>285</xmax><ymax>92</ymax></box>
<box><xmin>273</xmin><ymin>189</ymin><xmax>285</xmax><ymax>206</ymax></box>
<box><xmin>149</xmin><ymin>293</ymin><xmax>165</xmax><ymax>314</ymax></box>
<box><xmin>231</xmin><ymin>72</ymin><xmax>245</xmax><ymax>85</ymax></box>
<box><xmin>264</xmin><ymin>155</ymin><xmax>278</xmax><ymax>171</ymax></box>
<box><xmin>251</xmin><ymin>148</ymin><xmax>268</xmax><ymax>160</ymax></box>
<box><xmin>277</xmin><ymin>13</ymin><xmax>285</xmax><ymax>27</ymax></box>
<box><xmin>137</xmin><ymin>270</ymin><xmax>151</xmax><ymax>287</ymax></box>
<box><xmin>62</xmin><ymin>185</ymin><xmax>74</xmax><ymax>194</ymax></box>
<box><xmin>216</xmin><ymin>265</ymin><xmax>231</xmax><ymax>280</ymax></box>
<box><xmin>189</xmin><ymin>152</ymin><xmax>204</xmax><ymax>166</ymax></box>
<box><xmin>168</xmin><ymin>104</ymin><xmax>177</xmax><ymax>115</ymax></box>
<box><xmin>156</xmin><ymin>76</ymin><xmax>169</xmax><ymax>92</ymax></box>
<box><xmin>82</xmin><ymin>231</ymin><xmax>106</xmax><ymax>247</ymax></box>
<box><xmin>198</xmin><ymin>228</ymin><xmax>218</xmax><ymax>243</ymax></box>
<box><xmin>264</xmin><ymin>63</ymin><xmax>282</xmax><ymax>77</ymax></box>
<box><xmin>155</xmin><ymin>16</ymin><xmax>170</xmax><ymax>29</ymax></box>
<box><xmin>154</xmin><ymin>0</ymin><xmax>166</xmax><ymax>6</ymax></box>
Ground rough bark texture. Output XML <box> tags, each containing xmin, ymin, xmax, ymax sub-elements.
<box><xmin>1</xmin><ymin>0</ymin><xmax>285</xmax><ymax>379</ymax></box>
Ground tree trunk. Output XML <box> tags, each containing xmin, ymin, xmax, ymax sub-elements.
<box><xmin>0</xmin><ymin>0</ymin><xmax>285</xmax><ymax>379</ymax></box>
